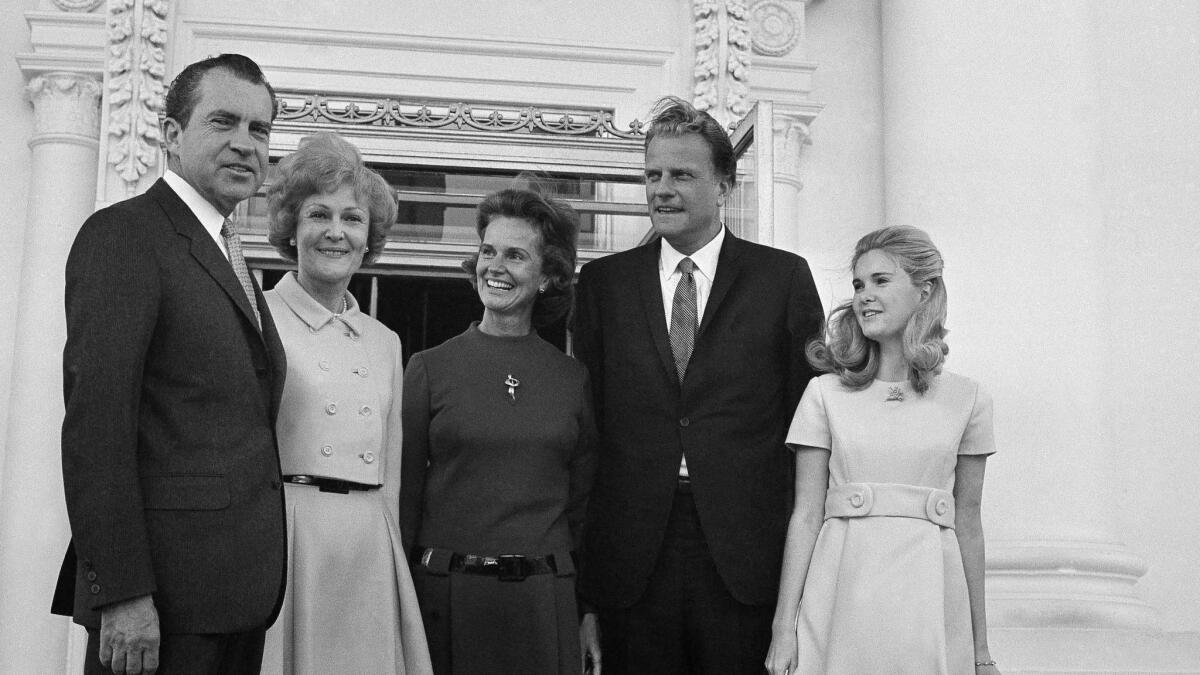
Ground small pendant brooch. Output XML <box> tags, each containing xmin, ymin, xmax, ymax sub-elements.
<box><xmin>505</xmin><ymin>374</ymin><xmax>520</xmax><ymax>403</ymax></box>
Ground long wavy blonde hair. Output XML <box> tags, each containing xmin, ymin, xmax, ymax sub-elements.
<box><xmin>807</xmin><ymin>226</ymin><xmax>949</xmax><ymax>394</ymax></box>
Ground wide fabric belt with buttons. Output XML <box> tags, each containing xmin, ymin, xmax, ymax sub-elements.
<box><xmin>824</xmin><ymin>482</ymin><xmax>955</xmax><ymax>528</ymax></box>
<box><xmin>417</xmin><ymin>547</ymin><xmax>575</xmax><ymax>582</ymax></box>
<box><xmin>284</xmin><ymin>474</ymin><xmax>379</xmax><ymax>494</ymax></box>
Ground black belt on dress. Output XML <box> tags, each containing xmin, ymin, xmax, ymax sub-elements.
<box><xmin>283</xmin><ymin>475</ymin><xmax>379</xmax><ymax>494</ymax></box>
<box><xmin>417</xmin><ymin>547</ymin><xmax>560</xmax><ymax>582</ymax></box>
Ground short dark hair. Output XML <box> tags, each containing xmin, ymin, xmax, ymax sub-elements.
<box><xmin>267</xmin><ymin>132</ymin><xmax>396</xmax><ymax>266</ymax></box>
<box><xmin>464</xmin><ymin>188</ymin><xmax>580</xmax><ymax>328</ymax></box>
<box><xmin>644</xmin><ymin>95</ymin><xmax>736</xmax><ymax>187</ymax></box>
<box><xmin>163</xmin><ymin>53</ymin><xmax>277</xmax><ymax>130</ymax></box>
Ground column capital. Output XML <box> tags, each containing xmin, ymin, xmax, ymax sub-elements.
<box><xmin>25</xmin><ymin>73</ymin><xmax>102</xmax><ymax>147</ymax></box>
<box><xmin>771</xmin><ymin>106</ymin><xmax>820</xmax><ymax>183</ymax></box>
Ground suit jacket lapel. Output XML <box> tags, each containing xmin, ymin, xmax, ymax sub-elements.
<box><xmin>699</xmin><ymin>230</ymin><xmax>745</xmax><ymax>336</ymax></box>
<box><xmin>148</xmin><ymin>179</ymin><xmax>265</xmax><ymax>338</ymax></box>
<box><xmin>635</xmin><ymin>240</ymin><xmax>679</xmax><ymax>383</ymax></box>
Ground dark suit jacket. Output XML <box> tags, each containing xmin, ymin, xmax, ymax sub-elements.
<box><xmin>573</xmin><ymin>231</ymin><xmax>822</xmax><ymax>608</ymax></box>
<box><xmin>51</xmin><ymin>178</ymin><xmax>288</xmax><ymax>634</ymax></box>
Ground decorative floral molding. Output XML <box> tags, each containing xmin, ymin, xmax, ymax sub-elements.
<box><xmin>52</xmin><ymin>0</ymin><xmax>104</xmax><ymax>12</ymax></box>
<box><xmin>26</xmin><ymin>72</ymin><xmax>102</xmax><ymax>139</ymax></box>
<box><xmin>693</xmin><ymin>0</ymin><xmax>720</xmax><ymax>115</ymax></box>
<box><xmin>750</xmin><ymin>0</ymin><xmax>800</xmax><ymax>57</ymax></box>
<box><xmin>106</xmin><ymin>0</ymin><xmax>170</xmax><ymax>192</ymax></box>
<box><xmin>274</xmin><ymin>93</ymin><xmax>645</xmax><ymax>139</ymax></box>
<box><xmin>726</xmin><ymin>0</ymin><xmax>751</xmax><ymax>120</ymax></box>
<box><xmin>692</xmin><ymin>0</ymin><xmax>751</xmax><ymax>127</ymax></box>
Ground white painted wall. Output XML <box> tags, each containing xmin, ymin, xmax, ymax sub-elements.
<box><xmin>792</xmin><ymin>0</ymin><xmax>885</xmax><ymax>308</ymax></box>
<box><xmin>1094</xmin><ymin>0</ymin><xmax>1200</xmax><ymax>635</ymax></box>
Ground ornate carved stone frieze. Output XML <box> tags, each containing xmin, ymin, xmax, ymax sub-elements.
<box><xmin>750</xmin><ymin>0</ymin><xmax>801</xmax><ymax>57</ymax></box>
<box><xmin>274</xmin><ymin>94</ymin><xmax>645</xmax><ymax>139</ymax></box>
<box><xmin>52</xmin><ymin>0</ymin><xmax>104</xmax><ymax>12</ymax></box>
<box><xmin>106</xmin><ymin>0</ymin><xmax>170</xmax><ymax>192</ymax></box>
<box><xmin>692</xmin><ymin>0</ymin><xmax>752</xmax><ymax>127</ymax></box>
<box><xmin>26</xmin><ymin>73</ymin><xmax>101</xmax><ymax>142</ymax></box>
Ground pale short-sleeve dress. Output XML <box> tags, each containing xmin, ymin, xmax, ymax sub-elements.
<box><xmin>785</xmin><ymin>372</ymin><xmax>995</xmax><ymax>674</ymax></box>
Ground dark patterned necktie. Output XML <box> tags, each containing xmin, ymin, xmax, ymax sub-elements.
<box><xmin>220</xmin><ymin>218</ymin><xmax>261</xmax><ymax>329</ymax></box>
<box><xmin>669</xmin><ymin>257</ymin><xmax>697</xmax><ymax>383</ymax></box>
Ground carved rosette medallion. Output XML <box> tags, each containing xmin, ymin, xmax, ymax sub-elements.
<box><xmin>107</xmin><ymin>0</ymin><xmax>171</xmax><ymax>191</ymax></box>
<box><xmin>750</xmin><ymin>0</ymin><xmax>800</xmax><ymax>57</ymax></box>
<box><xmin>52</xmin><ymin>0</ymin><xmax>105</xmax><ymax>11</ymax></box>
<box><xmin>26</xmin><ymin>73</ymin><xmax>102</xmax><ymax>140</ymax></box>
<box><xmin>692</xmin><ymin>0</ymin><xmax>751</xmax><ymax>126</ymax></box>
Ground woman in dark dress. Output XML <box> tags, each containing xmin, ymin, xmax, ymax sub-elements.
<box><xmin>400</xmin><ymin>188</ymin><xmax>600</xmax><ymax>675</ymax></box>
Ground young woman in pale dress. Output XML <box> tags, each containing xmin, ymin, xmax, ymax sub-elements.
<box><xmin>765</xmin><ymin>226</ymin><xmax>1000</xmax><ymax>675</ymax></box>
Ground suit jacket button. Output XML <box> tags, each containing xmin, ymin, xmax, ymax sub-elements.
<box><xmin>679</xmin><ymin>417</ymin><xmax>690</xmax><ymax>427</ymax></box>
<box><xmin>86</xmin><ymin>571</ymin><xmax>97</xmax><ymax>582</ymax></box>
<box><xmin>89</xmin><ymin>584</ymin><xmax>100</xmax><ymax>594</ymax></box>
<box><xmin>321</xmin><ymin>445</ymin><xmax>333</xmax><ymax>457</ymax></box>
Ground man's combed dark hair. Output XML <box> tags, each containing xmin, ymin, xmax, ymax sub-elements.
<box><xmin>464</xmin><ymin>188</ymin><xmax>580</xmax><ymax>329</ymax></box>
<box><xmin>644</xmin><ymin>95</ymin><xmax>737</xmax><ymax>187</ymax></box>
<box><xmin>163</xmin><ymin>53</ymin><xmax>277</xmax><ymax>130</ymax></box>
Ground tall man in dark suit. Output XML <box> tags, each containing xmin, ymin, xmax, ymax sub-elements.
<box><xmin>574</xmin><ymin>96</ymin><xmax>823</xmax><ymax>674</ymax></box>
<box><xmin>52</xmin><ymin>54</ymin><xmax>288</xmax><ymax>675</ymax></box>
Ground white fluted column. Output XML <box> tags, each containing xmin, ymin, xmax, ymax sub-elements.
<box><xmin>0</xmin><ymin>72</ymin><xmax>100</xmax><ymax>673</ymax></box>
<box><xmin>771</xmin><ymin>111</ymin><xmax>813</xmax><ymax>254</ymax></box>
<box><xmin>880</xmin><ymin>0</ymin><xmax>1153</xmax><ymax>629</ymax></box>
<box><xmin>877</xmin><ymin>2</ymin><xmax>1200</xmax><ymax>670</ymax></box>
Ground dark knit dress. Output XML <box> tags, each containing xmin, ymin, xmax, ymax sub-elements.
<box><xmin>400</xmin><ymin>323</ymin><xmax>597</xmax><ymax>675</ymax></box>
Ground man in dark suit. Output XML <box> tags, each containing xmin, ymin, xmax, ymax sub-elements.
<box><xmin>574</xmin><ymin>96</ymin><xmax>823</xmax><ymax>674</ymax></box>
<box><xmin>52</xmin><ymin>54</ymin><xmax>287</xmax><ymax>674</ymax></box>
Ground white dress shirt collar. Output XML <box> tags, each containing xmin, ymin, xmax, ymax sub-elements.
<box><xmin>162</xmin><ymin>169</ymin><xmax>230</xmax><ymax>260</ymax></box>
<box><xmin>659</xmin><ymin>225</ymin><xmax>725</xmax><ymax>284</ymax></box>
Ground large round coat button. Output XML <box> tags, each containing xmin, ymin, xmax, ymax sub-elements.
<box><xmin>935</xmin><ymin>499</ymin><xmax>949</xmax><ymax>516</ymax></box>
<box><xmin>319</xmin><ymin>360</ymin><xmax>330</xmax><ymax>371</ymax></box>
<box><xmin>849</xmin><ymin>493</ymin><xmax>865</xmax><ymax>508</ymax></box>
<box><xmin>89</xmin><ymin>584</ymin><xmax>100</xmax><ymax>594</ymax></box>
<box><xmin>321</xmin><ymin>445</ymin><xmax>333</xmax><ymax>457</ymax></box>
<box><xmin>679</xmin><ymin>417</ymin><xmax>690</xmax><ymax>427</ymax></box>
<box><xmin>362</xmin><ymin>452</ymin><xmax>376</xmax><ymax>464</ymax></box>
<box><xmin>325</xmin><ymin>403</ymin><xmax>337</xmax><ymax>415</ymax></box>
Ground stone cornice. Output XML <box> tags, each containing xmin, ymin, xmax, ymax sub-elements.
<box><xmin>15</xmin><ymin>10</ymin><xmax>106</xmax><ymax>79</ymax></box>
<box><xmin>181</xmin><ymin>17</ymin><xmax>673</xmax><ymax>67</ymax></box>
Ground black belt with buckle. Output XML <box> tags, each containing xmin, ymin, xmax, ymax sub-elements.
<box><xmin>423</xmin><ymin>550</ymin><xmax>558</xmax><ymax>582</ymax></box>
<box><xmin>283</xmin><ymin>475</ymin><xmax>378</xmax><ymax>494</ymax></box>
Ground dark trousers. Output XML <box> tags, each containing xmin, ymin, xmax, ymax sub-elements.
<box><xmin>598</xmin><ymin>482</ymin><xmax>774</xmax><ymax>675</ymax></box>
<box><xmin>84</xmin><ymin>627</ymin><xmax>265</xmax><ymax>675</ymax></box>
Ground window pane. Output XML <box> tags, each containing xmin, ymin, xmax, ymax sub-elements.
<box><xmin>725</xmin><ymin>135</ymin><xmax>757</xmax><ymax>240</ymax></box>
<box><xmin>241</xmin><ymin>164</ymin><xmax>651</xmax><ymax>255</ymax></box>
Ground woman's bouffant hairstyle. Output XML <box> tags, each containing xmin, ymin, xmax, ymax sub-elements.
<box><xmin>644</xmin><ymin>95</ymin><xmax>737</xmax><ymax>188</ymax></box>
<box><xmin>463</xmin><ymin>188</ymin><xmax>580</xmax><ymax>328</ymax></box>
<box><xmin>267</xmin><ymin>132</ymin><xmax>396</xmax><ymax>265</ymax></box>
<box><xmin>808</xmin><ymin>226</ymin><xmax>949</xmax><ymax>394</ymax></box>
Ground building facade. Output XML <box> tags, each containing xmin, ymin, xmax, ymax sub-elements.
<box><xmin>2</xmin><ymin>0</ymin><xmax>1198</xmax><ymax>671</ymax></box>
